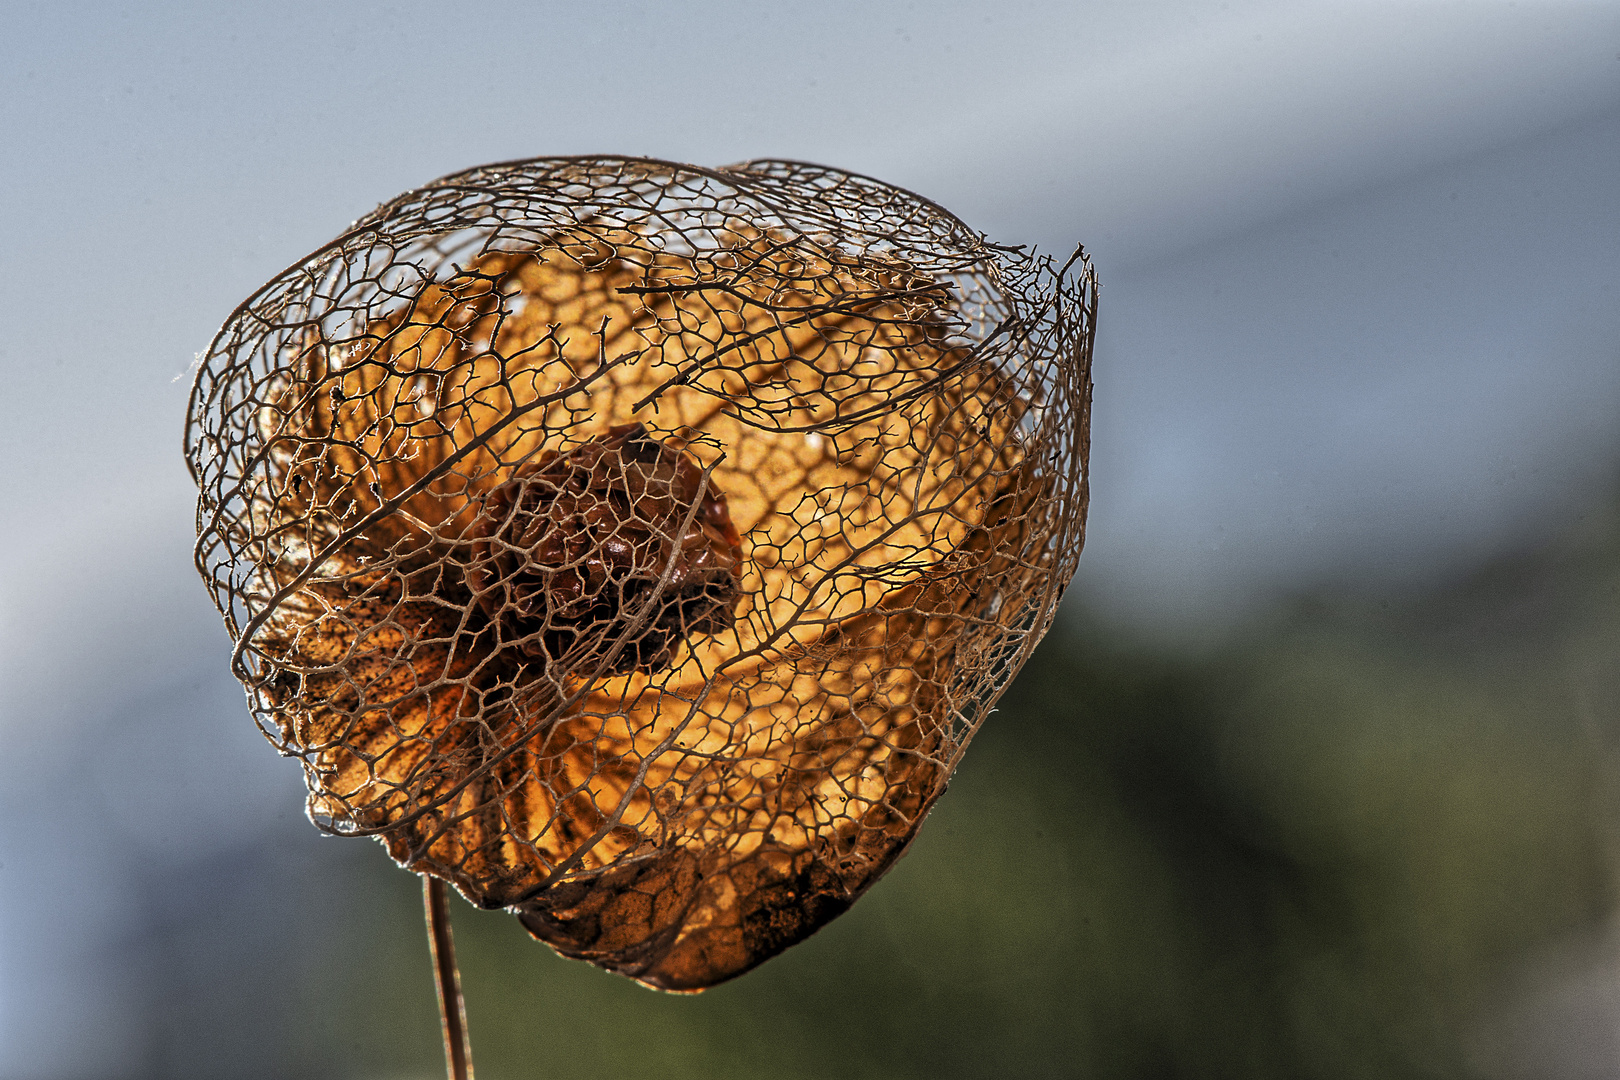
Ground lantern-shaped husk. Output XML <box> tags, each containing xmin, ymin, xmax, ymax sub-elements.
<box><xmin>186</xmin><ymin>157</ymin><xmax>1095</xmax><ymax>991</ymax></box>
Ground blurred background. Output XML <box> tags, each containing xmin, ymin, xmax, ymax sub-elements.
<box><xmin>2</xmin><ymin>1</ymin><xmax>1618</xmax><ymax>1076</ymax></box>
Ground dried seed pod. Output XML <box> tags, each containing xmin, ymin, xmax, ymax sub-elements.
<box><xmin>465</xmin><ymin>422</ymin><xmax>744</xmax><ymax>678</ymax></box>
<box><xmin>186</xmin><ymin>157</ymin><xmax>1095</xmax><ymax>991</ymax></box>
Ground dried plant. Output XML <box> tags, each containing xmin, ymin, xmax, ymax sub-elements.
<box><xmin>186</xmin><ymin>157</ymin><xmax>1093</xmax><ymax>1049</ymax></box>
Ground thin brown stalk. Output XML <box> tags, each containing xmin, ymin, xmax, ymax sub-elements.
<box><xmin>424</xmin><ymin>876</ymin><xmax>473</xmax><ymax>1080</ymax></box>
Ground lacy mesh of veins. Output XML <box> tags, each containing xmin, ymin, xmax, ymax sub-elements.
<box><xmin>186</xmin><ymin>157</ymin><xmax>1095</xmax><ymax>991</ymax></box>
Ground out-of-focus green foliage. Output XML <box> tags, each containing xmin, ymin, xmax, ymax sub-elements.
<box><xmin>303</xmin><ymin>502</ymin><xmax>1620</xmax><ymax>1080</ymax></box>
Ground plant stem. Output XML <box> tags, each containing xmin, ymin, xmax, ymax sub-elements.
<box><xmin>424</xmin><ymin>876</ymin><xmax>473</xmax><ymax>1080</ymax></box>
